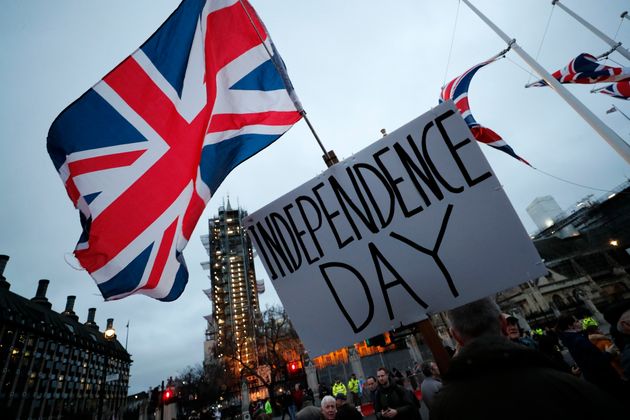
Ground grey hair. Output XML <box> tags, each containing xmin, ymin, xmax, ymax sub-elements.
<box><xmin>447</xmin><ymin>297</ymin><xmax>502</xmax><ymax>341</ymax></box>
<box><xmin>618</xmin><ymin>309</ymin><xmax>630</xmax><ymax>334</ymax></box>
<box><xmin>320</xmin><ymin>395</ymin><xmax>336</xmax><ymax>407</ymax></box>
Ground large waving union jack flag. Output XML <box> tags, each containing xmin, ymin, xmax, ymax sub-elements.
<box><xmin>440</xmin><ymin>58</ymin><xmax>529</xmax><ymax>165</ymax></box>
<box><xmin>528</xmin><ymin>53</ymin><xmax>630</xmax><ymax>87</ymax></box>
<box><xmin>47</xmin><ymin>0</ymin><xmax>302</xmax><ymax>301</ymax></box>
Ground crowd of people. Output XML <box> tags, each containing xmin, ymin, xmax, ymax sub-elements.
<box><xmin>251</xmin><ymin>297</ymin><xmax>629</xmax><ymax>420</ymax></box>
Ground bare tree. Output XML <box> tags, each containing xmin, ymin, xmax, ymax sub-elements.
<box><xmin>173</xmin><ymin>361</ymin><xmax>225</xmax><ymax>413</ymax></box>
<box><xmin>218</xmin><ymin>305</ymin><xmax>304</xmax><ymax>399</ymax></box>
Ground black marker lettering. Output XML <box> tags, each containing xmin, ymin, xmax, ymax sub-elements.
<box><xmin>320</xmin><ymin>262</ymin><xmax>374</xmax><ymax>333</ymax></box>
<box><xmin>390</xmin><ymin>204</ymin><xmax>459</xmax><ymax>297</ymax></box>
<box><xmin>313</xmin><ymin>181</ymin><xmax>354</xmax><ymax>249</ymax></box>
<box><xmin>368</xmin><ymin>242</ymin><xmax>428</xmax><ymax>320</ymax></box>
<box><xmin>435</xmin><ymin>109</ymin><xmax>492</xmax><ymax>187</ymax></box>
<box><xmin>352</xmin><ymin>163</ymin><xmax>395</xmax><ymax>228</ymax></box>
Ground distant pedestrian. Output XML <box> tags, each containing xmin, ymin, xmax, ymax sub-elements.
<box><xmin>335</xmin><ymin>393</ymin><xmax>361</xmax><ymax>420</ymax></box>
<box><xmin>419</xmin><ymin>361</ymin><xmax>442</xmax><ymax>411</ymax></box>
<box><xmin>532</xmin><ymin>327</ymin><xmax>571</xmax><ymax>372</ymax></box>
<box><xmin>347</xmin><ymin>373</ymin><xmax>360</xmax><ymax>406</ymax></box>
<box><xmin>332</xmin><ymin>379</ymin><xmax>347</xmax><ymax>398</ymax></box>
<box><xmin>319</xmin><ymin>383</ymin><xmax>330</xmax><ymax>398</ymax></box>
<box><xmin>303</xmin><ymin>388</ymin><xmax>315</xmax><ymax>407</ymax></box>
<box><xmin>505</xmin><ymin>315</ymin><xmax>538</xmax><ymax>349</ymax></box>
<box><xmin>431</xmin><ymin>298</ymin><xmax>624</xmax><ymax>420</ymax></box>
<box><xmin>605</xmin><ymin>299</ymin><xmax>630</xmax><ymax>380</ymax></box>
<box><xmin>364</xmin><ymin>376</ymin><xmax>378</xmax><ymax>404</ymax></box>
<box><xmin>281</xmin><ymin>390</ymin><xmax>297</xmax><ymax>420</ymax></box>
<box><xmin>582</xmin><ymin>317</ymin><xmax>624</xmax><ymax>378</ymax></box>
<box><xmin>292</xmin><ymin>383</ymin><xmax>305</xmax><ymax>411</ymax></box>
<box><xmin>374</xmin><ymin>367</ymin><xmax>419</xmax><ymax>420</ymax></box>
<box><xmin>391</xmin><ymin>368</ymin><xmax>404</xmax><ymax>387</ymax></box>
<box><xmin>405</xmin><ymin>369</ymin><xmax>417</xmax><ymax>390</ymax></box>
<box><xmin>557</xmin><ymin>314</ymin><xmax>625</xmax><ymax>399</ymax></box>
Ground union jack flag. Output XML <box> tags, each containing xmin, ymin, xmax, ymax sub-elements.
<box><xmin>47</xmin><ymin>0</ymin><xmax>302</xmax><ymax>301</ymax></box>
<box><xmin>600</xmin><ymin>80</ymin><xmax>630</xmax><ymax>100</ymax></box>
<box><xmin>528</xmin><ymin>53</ymin><xmax>630</xmax><ymax>87</ymax></box>
<box><xmin>440</xmin><ymin>58</ymin><xmax>529</xmax><ymax>165</ymax></box>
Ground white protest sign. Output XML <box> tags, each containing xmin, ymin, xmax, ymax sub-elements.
<box><xmin>243</xmin><ymin>101</ymin><xmax>547</xmax><ymax>356</ymax></box>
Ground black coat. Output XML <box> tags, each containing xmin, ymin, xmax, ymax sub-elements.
<box><xmin>431</xmin><ymin>336</ymin><xmax>624</xmax><ymax>420</ymax></box>
<box><xmin>374</xmin><ymin>382</ymin><xmax>416</xmax><ymax>420</ymax></box>
<box><xmin>335</xmin><ymin>403</ymin><xmax>362</xmax><ymax>420</ymax></box>
<box><xmin>558</xmin><ymin>330</ymin><xmax>625</xmax><ymax>398</ymax></box>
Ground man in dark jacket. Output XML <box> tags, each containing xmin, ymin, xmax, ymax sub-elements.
<box><xmin>556</xmin><ymin>314</ymin><xmax>625</xmax><ymax>399</ymax></box>
<box><xmin>374</xmin><ymin>368</ymin><xmax>419</xmax><ymax>420</ymax></box>
<box><xmin>365</xmin><ymin>376</ymin><xmax>378</xmax><ymax>403</ymax></box>
<box><xmin>334</xmin><ymin>393</ymin><xmax>362</xmax><ymax>420</ymax></box>
<box><xmin>431</xmin><ymin>298</ymin><xmax>624</xmax><ymax>420</ymax></box>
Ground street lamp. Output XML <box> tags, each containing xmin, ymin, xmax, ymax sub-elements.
<box><xmin>104</xmin><ymin>318</ymin><xmax>117</xmax><ymax>340</ymax></box>
<box><xmin>98</xmin><ymin>318</ymin><xmax>116</xmax><ymax>420</ymax></box>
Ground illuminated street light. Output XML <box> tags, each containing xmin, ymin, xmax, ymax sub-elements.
<box><xmin>104</xmin><ymin>318</ymin><xmax>116</xmax><ymax>341</ymax></box>
<box><xmin>610</xmin><ymin>239</ymin><xmax>620</xmax><ymax>247</ymax></box>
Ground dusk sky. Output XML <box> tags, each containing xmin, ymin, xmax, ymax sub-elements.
<box><xmin>1</xmin><ymin>0</ymin><xmax>629</xmax><ymax>394</ymax></box>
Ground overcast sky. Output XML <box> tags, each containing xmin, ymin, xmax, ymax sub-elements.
<box><xmin>1</xmin><ymin>0</ymin><xmax>629</xmax><ymax>394</ymax></box>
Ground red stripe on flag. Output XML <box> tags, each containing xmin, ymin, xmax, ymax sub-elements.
<box><xmin>204</xmin><ymin>2</ymin><xmax>269</xmax><ymax>113</ymax></box>
<box><xmin>104</xmin><ymin>57</ymin><xmax>191</xmax><ymax>145</ymax></box>
<box><xmin>182</xmin><ymin>192</ymin><xmax>205</xmax><ymax>240</ymax></box>
<box><xmin>456</xmin><ymin>96</ymin><xmax>470</xmax><ymax>114</ymax></box>
<box><xmin>618</xmin><ymin>80</ymin><xmax>630</xmax><ymax>97</ymax></box>
<box><xmin>66</xmin><ymin>178</ymin><xmax>81</xmax><ymax>206</ymax></box>
<box><xmin>141</xmin><ymin>217</ymin><xmax>179</xmax><ymax>291</ymax></box>
<box><xmin>471</xmin><ymin>126</ymin><xmax>502</xmax><ymax>144</ymax></box>
<box><xmin>68</xmin><ymin>149</ymin><xmax>146</xmax><ymax>177</ymax></box>
<box><xmin>208</xmin><ymin>111</ymin><xmax>301</xmax><ymax>133</ymax></box>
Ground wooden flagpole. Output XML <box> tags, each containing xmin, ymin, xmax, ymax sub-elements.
<box><xmin>552</xmin><ymin>0</ymin><xmax>630</xmax><ymax>62</ymax></box>
<box><xmin>462</xmin><ymin>0</ymin><xmax>630</xmax><ymax>165</ymax></box>
<box><xmin>418</xmin><ymin>319</ymin><xmax>451</xmax><ymax>373</ymax></box>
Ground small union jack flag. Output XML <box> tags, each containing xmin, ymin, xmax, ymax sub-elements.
<box><xmin>440</xmin><ymin>58</ymin><xmax>529</xmax><ymax>165</ymax></box>
<box><xmin>528</xmin><ymin>53</ymin><xmax>630</xmax><ymax>87</ymax></box>
<box><xmin>47</xmin><ymin>0</ymin><xmax>302</xmax><ymax>301</ymax></box>
<box><xmin>600</xmin><ymin>80</ymin><xmax>630</xmax><ymax>100</ymax></box>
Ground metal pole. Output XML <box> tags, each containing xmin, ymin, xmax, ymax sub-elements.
<box><xmin>462</xmin><ymin>0</ymin><xmax>630</xmax><ymax>165</ymax></box>
<box><xmin>125</xmin><ymin>320</ymin><xmax>130</xmax><ymax>350</ymax></box>
<box><xmin>237</xmin><ymin>0</ymin><xmax>338</xmax><ymax>168</ymax></box>
<box><xmin>161</xmin><ymin>380</ymin><xmax>165</xmax><ymax>420</ymax></box>
<box><xmin>552</xmin><ymin>0</ymin><xmax>630</xmax><ymax>61</ymax></box>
